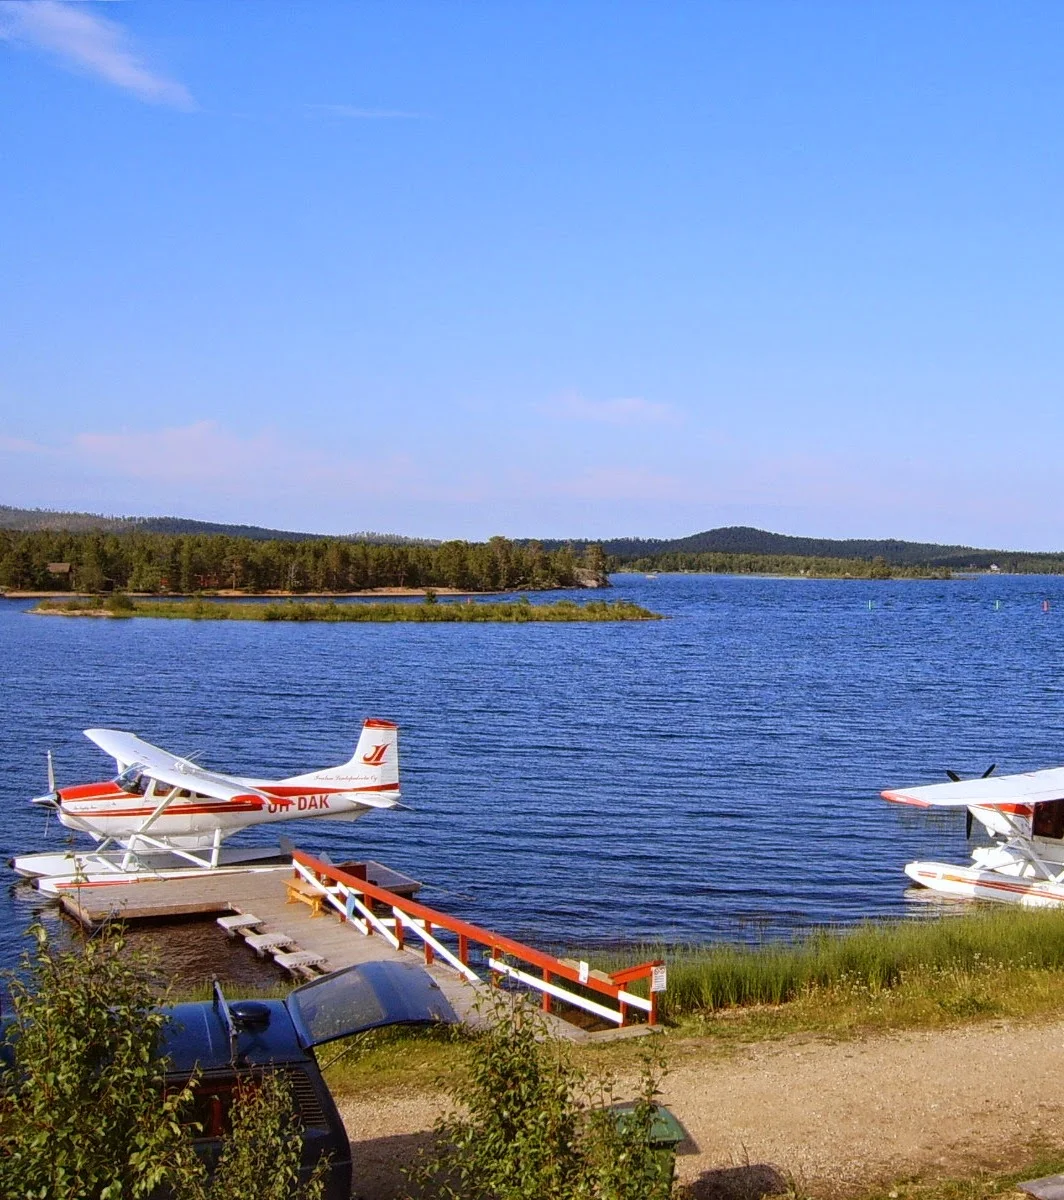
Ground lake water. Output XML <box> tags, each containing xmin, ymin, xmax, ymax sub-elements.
<box><xmin>3</xmin><ymin>572</ymin><xmax>1064</xmax><ymax>977</ymax></box>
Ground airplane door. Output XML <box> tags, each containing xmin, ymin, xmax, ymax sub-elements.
<box><xmin>1032</xmin><ymin>799</ymin><xmax>1064</xmax><ymax>840</ymax></box>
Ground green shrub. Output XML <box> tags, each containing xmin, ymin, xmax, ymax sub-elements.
<box><xmin>405</xmin><ymin>994</ymin><xmax>676</xmax><ymax>1200</ymax></box>
<box><xmin>0</xmin><ymin>923</ymin><xmax>324</xmax><ymax>1200</ymax></box>
<box><xmin>0</xmin><ymin>924</ymin><xmax>201</xmax><ymax>1199</ymax></box>
<box><xmin>105</xmin><ymin>592</ymin><xmax>135</xmax><ymax>614</ymax></box>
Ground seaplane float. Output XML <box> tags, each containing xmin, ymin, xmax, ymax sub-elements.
<box><xmin>883</xmin><ymin>762</ymin><xmax>1064</xmax><ymax>906</ymax></box>
<box><xmin>11</xmin><ymin>719</ymin><xmax>403</xmax><ymax>895</ymax></box>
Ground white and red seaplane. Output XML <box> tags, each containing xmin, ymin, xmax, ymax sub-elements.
<box><xmin>13</xmin><ymin>719</ymin><xmax>403</xmax><ymax>895</ymax></box>
<box><xmin>883</xmin><ymin>763</ymin><xmax>1064</xmax><ymax>906</ymax></box>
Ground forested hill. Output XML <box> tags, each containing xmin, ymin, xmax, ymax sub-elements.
<box><xmin>0</xmin><ymin>506</ymin><xmax>429</xmax><ymax>545</ymax></box>
<box><xmin>609</xmin><ymin>527</ymin><xmax>979</xmax><ymax>563</ymax></box>
<box><xmin>539</xmin><ymin>526</ymin><xmax>1064</xmax><ymax>569</ymax></box>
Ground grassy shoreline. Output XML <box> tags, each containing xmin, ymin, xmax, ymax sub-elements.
<box><xmin>585</xmin><ymin>905</ymin><xmax>1064</xmax><ymax>1034</ymax></box>
<box><xmin>175</xmin><ymin>905</ymin><xmax>1064</xmax><ymax>1051</ymax></box>
<box><xmin>34</xmin><ymin>595</ymin><xmax>663</xmax><ymax>622</ymax></box>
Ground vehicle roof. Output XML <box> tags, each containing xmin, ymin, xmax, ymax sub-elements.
<box><xmin>158</xmin><ymin>960</ymin><xmax>457</xmax><ymax>1074</ymax></box>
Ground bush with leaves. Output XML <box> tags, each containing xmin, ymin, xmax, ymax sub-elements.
<box><xmin>0</xmin><ymin>923</ymin><xmax>201</xmax><ymax>1200</ymax></box>
<box><xmin>0</xmin><ymin>922</ymin><xmax>324</xmax><ymax>1200</ymax></box>
<box><xmin>405</xmin><ymin>993</ymin><xmax>677</xmax><ymax>1200</ymax></box>
<box><xmin>193</xmin><ymin>1072</ymin><xmax>324</xmax><ymax>1200</ymax></box>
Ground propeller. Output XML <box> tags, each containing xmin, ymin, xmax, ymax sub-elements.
<box><xmin>31</xmin><ymin>751</ymin><xmax>60</xmax><ymax>809</ymax></box>
<box><xmin>944</xmin><ymin>764</ymin><xmax>997</xmax><ymax>838</ymax></box>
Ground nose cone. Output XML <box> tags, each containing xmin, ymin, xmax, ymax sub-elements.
<box><xmin>30</xmin><ymin>791</ymin><xmax>59</xmax><ymax>809</ymax></box>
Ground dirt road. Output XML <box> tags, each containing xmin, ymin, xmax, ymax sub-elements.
<box><xmin>339</xmin><ymin>1018</ymin><xmax>1064</xmax><ymax>1199</ymax></box>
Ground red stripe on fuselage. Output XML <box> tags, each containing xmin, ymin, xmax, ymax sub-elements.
<box><xmin>263</xmin><ymin>783</ymin><xmax>399</xmax><ymax>797</ymax></box>
<box><xmin>62</xmin><ymin>800</ymin><xmax>266</xmax><ymax>818</ymax></box>
<box><xmin>919</xmin><ymin>870</ymin><xmax>1064</xmax><ymax>901</ymax></box>
<box><xmin>58</xmin><ymin>781</ymin><xmax>399</xmax><ymax>807</ymax></box>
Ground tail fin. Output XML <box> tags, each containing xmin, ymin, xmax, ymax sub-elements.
<box><xmin>282</xmin><ymin>719</ymin><xmax>399</xmax><ymax>791</ymax></box>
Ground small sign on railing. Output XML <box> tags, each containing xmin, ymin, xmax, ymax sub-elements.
<box><xmin>651</xmin><ymin>964</ymin><xmax>667</xmax><ymax>993</ymax></box>
<box><xmin>578</xmin><ymin>960</ymin><xmax>590</xmax><ymax>984</ymax></box>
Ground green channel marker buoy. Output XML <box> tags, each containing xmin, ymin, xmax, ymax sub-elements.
<box><xmin>867</xmin><ymin>599</ymin><xmax>874</xmax><ymax>610</ymax></box>
<box><xmin>994</xmin><ymin>600</ymin><xmax>1001</xmax><ymax>610</ymax></box>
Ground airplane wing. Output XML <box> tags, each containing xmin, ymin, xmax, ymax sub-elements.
<box><xmin>883</xmin><ymin>766</ymin><xmax>1064</xmax><ymax>808</ymax></box>
<box><xmin>84</xmin><ymin>729</ymin><xmax>273</xmax><ymax>804</ymax></box>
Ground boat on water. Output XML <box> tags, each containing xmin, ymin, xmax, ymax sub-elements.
<box><xmin>883</xmin><ymin>766</ymin><xmax>1064</xmax><ymax>906</ymax></box>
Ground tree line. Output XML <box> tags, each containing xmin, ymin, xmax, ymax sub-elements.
<box><xmin>0</xmin><ymin>530</ymin><xmax>608</xmax><ymax>594</ymax></box>
<box><xmin>614</xmin><ymin>552</ymin><xmax>953</xmax><ymax>579</ymax></box>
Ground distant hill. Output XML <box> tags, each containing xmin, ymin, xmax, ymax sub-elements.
<box><xmin>537</xmin><ymin>526</ymin><xmax>1064</xmax><ymax>569</ymax></box>
<box><xmin>0</xmin><ymin>506</ymin><xmax>433</xmax><ymax>545</ymax></box>
<box><xmin>5</xmin><ymin>507</ymin><xmax>1064</xmax><ymax>569</ymax></box>
<box><xmin>603</xmin><ymin>527</ymin><xmax>983</xmax><ymax>564</ymax></box>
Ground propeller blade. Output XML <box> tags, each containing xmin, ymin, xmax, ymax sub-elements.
<box><xmin>982</xmin><ymin>763</ymin><xmax>997</xmax><ymax>778</ymax></box>
<box><xmin>946</xmin><ymin>770</ymin><xmax>961</xmax><ymax>782</ymax></box>
<box><xmin>966</xmin><ymin>808</ymin><xmax>974</xmax><ymax>839</ymax></box>
<box><xmin>47</xmin><ymin>750</ymin><xmax>55</xmax><ymax>793</ymax></box>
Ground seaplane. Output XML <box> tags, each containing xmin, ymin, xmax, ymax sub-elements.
<box><xmin>882</xmin><ymin>762</ymin><xmax>1064</xmax><ymax>906</ymax></box>
<box><xmin>12</xmin><ymin>719</ymin><xmax>403</xmax><ymax>895</ymax></box>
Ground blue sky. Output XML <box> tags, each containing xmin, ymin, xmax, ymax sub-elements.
<box><xmin>2</xmin><ymin>2</ymin><xmax>1063</xmax><ymax>546</ymax></box>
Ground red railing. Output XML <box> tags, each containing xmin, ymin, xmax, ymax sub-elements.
<box><xmin>292</xmin><ymin>850</ymin><xmax>664</xmax><ymax>1027</ymax></box>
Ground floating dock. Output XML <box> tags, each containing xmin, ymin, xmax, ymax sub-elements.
<box><xmin>53</xmin><ymin>852</ymin><xmax>664</xmax><ymax>1042</ymax></box>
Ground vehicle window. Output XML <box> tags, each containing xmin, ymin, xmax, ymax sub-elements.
<box><xmin>287</xmin><ymin>970</ymin><xmax>385</xmax><ymax>1046</ymax></box>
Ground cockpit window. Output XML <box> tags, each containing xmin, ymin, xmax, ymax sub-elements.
<box><xmin>115</xmin><ymin>764</ymin><xmax>148</xmax><ymax>795</ymax></box>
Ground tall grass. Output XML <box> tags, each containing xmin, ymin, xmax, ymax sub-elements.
<box><xmin>596</xmin><ymin>907</ymin><xmax>1064</xmax><ymax>1019</ymax></box>
<box><xmin>35</xmin><ymin>597</ymin><xmax>662</xmax><ymax>622</ymax></box>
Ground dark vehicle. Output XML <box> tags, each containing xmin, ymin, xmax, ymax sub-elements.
<box><xmin>161</xmin><ymin>959</ymin><xmax>457</xmax><ymax>1199</ymax></box>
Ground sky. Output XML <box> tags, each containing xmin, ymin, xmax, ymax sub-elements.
<box><xmin>2</xmin><ymin>2</ymin><xmax>1064</xmax><ymax>547</ymax></box>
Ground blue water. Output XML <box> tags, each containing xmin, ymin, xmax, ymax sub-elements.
<box><xmin>4</xmin><ymin>573</ymin><xmax>1064</xmax><ymax>974</ymax></box>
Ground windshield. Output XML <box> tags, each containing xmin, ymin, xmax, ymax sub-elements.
<box><xmin>286</xmin><ymin>960</ymin><xmax>457</xmax><ymax>1049</ymax></box>
<box><xmin>115</xmin><ymin>764</ymin><xmax>148</xmax><ymax>795</ymax></box>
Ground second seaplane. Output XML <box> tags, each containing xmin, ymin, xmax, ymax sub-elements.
<box><xmin>13</xmin><ymin>719</ymin><xmax>404</xmax><ymax>895</ymax></box>
<box><xmin>883</xmin><ymin>762</ymin><xmax>1064</xmax><ymax>906</ymax></box>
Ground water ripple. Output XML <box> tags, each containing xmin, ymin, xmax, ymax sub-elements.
<box><xmin>3</xmin><ymin>573</ymin><xmax>1064</xmax><ymax>970</ymax></box>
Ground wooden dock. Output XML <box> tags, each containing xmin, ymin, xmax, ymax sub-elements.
<box><xmin>56</xmin><ymin>859</ymin><xmax>607</xmax><ymax>1040</ymax></box>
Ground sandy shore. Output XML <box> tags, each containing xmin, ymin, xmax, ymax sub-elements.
<box><xmin>338</xmin><ymin>1018</ymin><xmax>1064</xmax><ymax>1199</ymax></box>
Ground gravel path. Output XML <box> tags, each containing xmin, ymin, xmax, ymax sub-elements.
<box><xmin>340</xmin><ymin>1018</ymin><xmax>1064</xmax><ymax>1199</ymax></box>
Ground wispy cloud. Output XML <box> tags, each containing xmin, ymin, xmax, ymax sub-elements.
<box><xmin>0</xmin><ymin>1</ymin><xmax>195</xmax><ymax>109</ymax></box>
<box><xmin>70</xmin><ymin>421</ymin><xmax>412</xmax><ymax>494</ymax></box>
<box><xmin>550</xmin><ymin>466</ymin><xmax>695</xmax><ymax>503</ymax></box>
<box><xmin>0</xmin><ymin>434</ymin><xmax>51</xmax><ymax>455</ymax></box>
<box><xmin>306</xmin><ymin>103</ymin><xmax>427</xmax><ymax>120</ymax></box>
<box><xmin>539</xmin><ymin>391</ymin><xmax>682</xmax><ymax>426</ymax></box>
<box><xmin>1</xmin><ymin>419</ymin><xmax>422</xmax><ymax>507</ymax></box>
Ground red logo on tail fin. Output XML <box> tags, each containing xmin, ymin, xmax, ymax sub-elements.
<box><xmin>361</xmin><ymin>744</ymin><xmax>388</xmax><ymax>766</ymax></box>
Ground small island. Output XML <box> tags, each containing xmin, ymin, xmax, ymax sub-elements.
<box><xmin>34</xmin><ymin>595</ymin><xmax>663</xmax><ymax>622</ymax></box>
